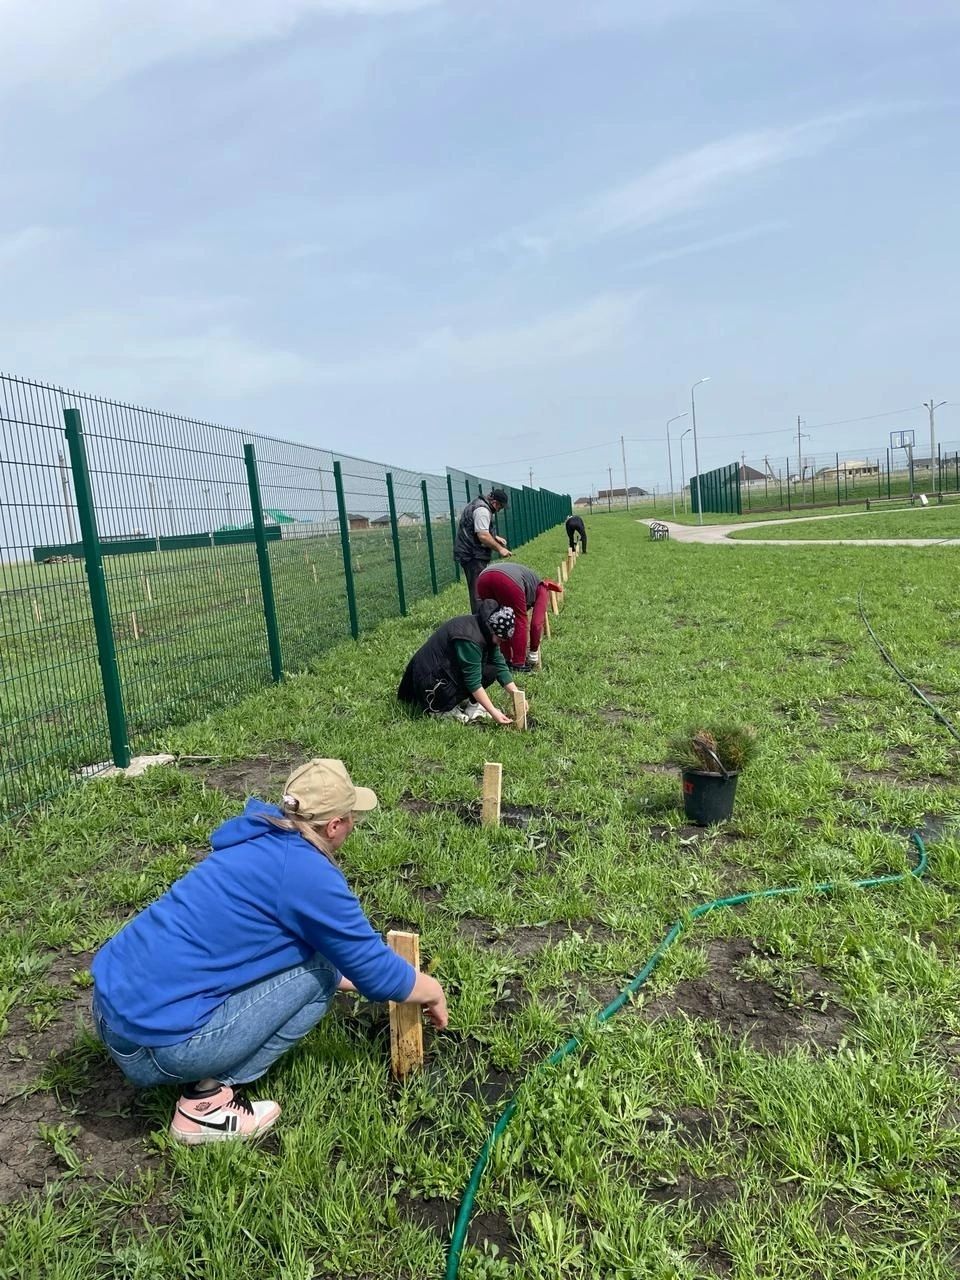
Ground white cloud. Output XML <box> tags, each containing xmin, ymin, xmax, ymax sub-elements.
<box><xmin>1</xmin><ymin>0</ymin><xmax>442</xmax><ymax>91</ymax></box>
<box><xmin>574</xmin><ymin>118</ymin><xmax>840</xmax><ymax>241</ymax></box>
<box><xmin>625</xmin><ymin>221</ymin><xmax>788</xmax><ymax>270</ymax></box>
<box><xmin>500</xmin><ymin>108</ymin><xmax>889</xmax><ymax>257</ymax></box>
<box><xmin>0</xmin><ymin>226</ymin><xmax>62</xmax><ymax>266</ymax></box>
<box><xmin>0</xmin><ymin>297</ymin><xmax>313</xmax><ymax>401</ymax></box>
<box><xmin>311</xmin><ymin>292</ymin><xmax>642</xmax><ymax>382</ymax></box>
<box><xmin>1</xmin><ymin>291</ymin><xmax>638</xmax><ymax>401</ymax></box>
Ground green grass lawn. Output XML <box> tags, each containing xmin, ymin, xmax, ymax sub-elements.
<box><xmin>1</xmin><ymin>515</ymin><xmax>959</xmax><ymax>1279</ymax></box>
<box><xmin>728</xmin><ymin>505</ymin><xmax>960</xmax><ymax>541</ymax></box>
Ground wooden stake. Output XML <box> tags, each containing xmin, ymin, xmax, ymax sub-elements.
<box><xmin>311</xmin><ymin>564</ymin><xmax>318</xmax><ymax>585</ymax></box>
<box><xmin>544</xmin><ymin>612</ymin><xmax>552</xmax><ymax>639</ymax></box>
<box><xmin>567</xmin><ymin>550</ymin><xmax>575</xmax><ymax>573</ymax></box>
<box><xmin>142</xmin><ymin>574</ymin><xmax>153</xmax><ymax>603</ymax></box>
<box><xmin>130</xmin><ymin>610</ymin><xmax>141</xmax><ymax>640</ymax></box>
<box><xmin>32</xmin><ymin>597</ymin><xmax>42</xmax><ymax>625</ymax></box>
<box><xmin>481</xmin><ymin>762</ymin><xmax>502</xmax><ymax>827</ymax></box>
<box><xmin>550</xmin><ymin>590</ymin><xmax>560</xmax><ymax>616</ymax></box>
<box><xmin>387</xmin><ymin>931</ymin><xmax>424</xmax><ymax>1077</ymax></box>
<box><xmin>512</xmin><ymin>688</ymin><xmax>527</xmax><ymax>730</ymax></box>
<box><xmin>559</xmin><ymin>561</ymin><xmax>567</xmax><ymax>584</ymax></box>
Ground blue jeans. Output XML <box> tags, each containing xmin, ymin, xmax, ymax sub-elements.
<box><xmin>92</xmin><ymin>953</ymin><xmax>338</xmax><ymax>1089</ymax></box>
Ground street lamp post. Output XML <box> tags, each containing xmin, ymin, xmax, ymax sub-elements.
<box><xmin>690</xmin><ymin>377</ymin><xmax>711</xmax><ymax>525</ymax></box>
<box><xmin>923</xmin><ymin>398</ymin><xmax>947</xmax><ymax>485</ymax></box>
<box><xmin>679</xmin><ymin>428</ymin><xmax>692</xmax><ymax>513</ymax></box>
<box><xmin>666</xmin><ymin>412</ymin><xmax>688</xmax><ymax>519</ymax></box>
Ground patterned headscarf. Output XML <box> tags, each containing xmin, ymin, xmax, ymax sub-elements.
<box><xmin>488</xmin><ymin>606</ymin><xmax>516</xmax><ymax>639</ymax></box>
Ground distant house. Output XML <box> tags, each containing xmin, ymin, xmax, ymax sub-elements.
<box><xmin>574</xmin><ymin>495</ymin><xmax>593</xmax><ymax>508</ymax></box>
<box><xmin>816</xmin><ymin>459</ymin><xmax>879</xmax><ymax>480</ymax></box>
<box><xmin>738</xmin><ymin>464</ymin><xmax>765</xmax><ymax>483</ymax></box>
<box><xmin>597</xmin><ymin>486</ymin><xmax>647</xmax><ymax>500</ymax></box>
<box><xmin>347</xmin><ymin>514</ymin><xmax>370</xmax><ymax>531</ymax></box>
<box><xmin>371</xmin><ymin>512</ymin><xmax>420</xmax><ymax>527</ymax></box>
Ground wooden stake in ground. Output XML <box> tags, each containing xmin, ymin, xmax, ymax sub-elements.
<box><xmin>142</xmin><ymin>575</ymin><xmax>153</xmax><ymax>604</ymax></box>
<box><xmin>512</xmin><ymin>688</ymin><xmax>527</xmax><ymax>730</ymax></box>
<box><xmin>558</xmin><ymin>561</ymin><xmax>567</xmax><ymax>584</ymax></box>
<box><xmin>550</xmin><ymin>589</ymin><xmax>560</xmax><ymax>616</ymax></box>
<box><xmin>481</xmin><ymin>761</ymin><xmax>502</xmax><ymax>827</ymax></box>
<box><xmin>544</xmin><ymin>612</ymin><xmax>552</xmax><ymax>639</ymax></box>
<box><xmin>31</xmin><ymin>597</ymin><xmax>42</xmax><ymax>625</ymax></box>
<box><xmin>567</xmin><ymin>550</ymin><xmax>575</xmax><ymax>574</ymax></box>
<box><xmin>311</xmin><ymin>564</ymin><xmax>318</xmax><ymax>585</ymax></box>
<box><xmin>386</xmin><ymin>931</ymin><xmax>424</xmax><ymax>1077</ymax></box>
<box><xmin>130</xmin><ymin>611</ymin><xmax>141</xmax><ymax>640</ymax></box>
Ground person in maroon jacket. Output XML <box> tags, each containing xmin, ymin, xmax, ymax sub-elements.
<box><xmin>475</xmin><ymin>561</ymin><xmax>561</xmax><ymax>672</ymax></box>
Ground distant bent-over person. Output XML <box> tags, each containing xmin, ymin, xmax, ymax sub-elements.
<box><xmin>565</xmin><ymin>514</ymin><xmax>586</xmax><ymax>554</ymax></box>
<box><xmin>476</xmin><ymin>560</ymin><xmax>561</xmax><ymax>672</ymax></box>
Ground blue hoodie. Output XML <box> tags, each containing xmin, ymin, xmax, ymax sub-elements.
<box><xmin>91</xmin><ymin>800</ymin><xmax>416</xmax><ymax>1045</ymax></box>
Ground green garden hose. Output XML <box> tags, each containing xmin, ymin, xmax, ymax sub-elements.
<box><xmin>444</xmin><ymin>832</ymin><xmax>929</xmax><ymax>1278</ymax></box>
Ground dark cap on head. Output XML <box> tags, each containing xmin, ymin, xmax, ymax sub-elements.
<box><xmin>489</xmin><ymin>488</ymin><xmax>509</xmax><ymax>506</ymax></box>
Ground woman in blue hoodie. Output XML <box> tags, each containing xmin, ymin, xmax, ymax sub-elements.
<box><xmin>90</xmin><ymin>759</ymin><xmax>448</xmax><ymax>1144</ymax></box>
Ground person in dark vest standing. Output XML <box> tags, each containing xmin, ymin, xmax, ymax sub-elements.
<box><xmin>476</xmin><ymin>561</ymin><xmax>562</xmax><ymax>672</ymax></box>
<box><xmin>454</xmin><ymin>488</ymin><xmax>511</xmax><ymax>611</ymax></box>
<box><xmin>397</xmin><ymin>600</ymin><xmax>523</xmax><ymax>726</ymax></box>
<box><xmin>565</xmin><ymin>513</ymin><xmax>587</xmax><ymax>554</ymax></box>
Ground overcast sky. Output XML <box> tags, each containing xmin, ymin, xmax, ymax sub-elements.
<box><xmin>1</xmin><ymin>0</ymin><xmax>957</xmax><ymax>495</ymax></box>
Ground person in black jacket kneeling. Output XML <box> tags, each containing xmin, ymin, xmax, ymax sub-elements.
<box><xmin>397</xmin><ymin>600</ymin><xmax>524</xmax><ymax>726</ymax></box>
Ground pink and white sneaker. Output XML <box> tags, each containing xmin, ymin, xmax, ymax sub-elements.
<box><xmin>169</xmin><ymin>1085</ymin><xmax>280</xmax><ymax>1145</ymax></box>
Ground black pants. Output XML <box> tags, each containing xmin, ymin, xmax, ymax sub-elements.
<box><xmin>418</xmin><ymin>665</ymin><xmax>501</xmax><ymax>715</ymax></box>
<box><xmin>567</xmin><ymin>527</ymin><xmax>586</xmax><ymax>553</ymax></box>
<box><xmin>459</xmin><ymin>558</ymin><xmax>489</xmax><ymax>612</ymax></box>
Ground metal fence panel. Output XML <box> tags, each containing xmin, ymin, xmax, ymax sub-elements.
<box><xmin>0</xmin><ymin>379</ymin><xmax>112</xmax><ymax>812</ymax></box>
<box><xmin>0</xmin><ymin>374</ymin><xmax>570</xmax><ymax>816</ymax></box>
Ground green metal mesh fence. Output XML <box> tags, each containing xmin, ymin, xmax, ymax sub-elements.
<box><xmin>0</xmin><ymin>374</ymin><xmax>570</xmax><ymax>815</ymax></box>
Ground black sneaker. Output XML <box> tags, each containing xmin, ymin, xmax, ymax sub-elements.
<box><xmin>509</xmin><ymin>661</ymin><xmax>533</xmax><ymax>673</ymax></box>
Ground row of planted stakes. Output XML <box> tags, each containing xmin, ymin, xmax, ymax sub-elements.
<box><xmin>386</xmin><ymin>542</ymin><xmax>581</xmax><ymax>1078</ymax></box>
<box><xmin>385</xmin><ymin>539</ymin><xmax>756</xmax><ymax>1076</ymax></box>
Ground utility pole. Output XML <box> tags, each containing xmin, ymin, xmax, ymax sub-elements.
<box><xmin>924</xmin><ymin>397</ymin><xmax>946</xmax><ymax>485</ymax></box>
<box><xmin>607</xmin><ymin>466</ymin><xmax>613</xmax><ymax>512</ymax></box>
<box><xmin>797</xmin><ymin>416</ymin><xmax>803</xmax><ymax>492</ymax></box>
<box><xmin>57</xmin><ymin>451</ymin><xmax>77</xmax><ymax>544</ymax></box>
<box><xmin>620</xmin><ymin>435</ymin><xmax>630</xmax><ymax>511</ymax></box>
<box><xmin>529</xmin><ymin>468</ymin><xmax>534</xmax><ymax>488</ymax></box>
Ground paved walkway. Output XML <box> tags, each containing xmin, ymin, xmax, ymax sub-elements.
<box><xmin>640</xmin><ymin>510</ymin><xmax>960</xmax><ymax>547</ymax></box>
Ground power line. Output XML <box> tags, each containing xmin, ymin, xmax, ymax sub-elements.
<box><xmin>470</xmin><ymin>439</ymin><xmax>618</xmax><ymax>469</ymax></box>
<box><xmin>474</xmin><ymin>404</ymin><xmax>957</xmax><ymax>474</ymax></box>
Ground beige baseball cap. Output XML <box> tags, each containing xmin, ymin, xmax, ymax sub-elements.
<box><xmin>281</xmin><ymin>758</ymin><xmax>378</xmax><ymax>823</ymax></box>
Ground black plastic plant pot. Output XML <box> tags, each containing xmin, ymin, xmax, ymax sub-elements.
<box><xmin>681</xmin><ymin>768</ymin><xmax>739</xmax><ymax>825</ymax></box>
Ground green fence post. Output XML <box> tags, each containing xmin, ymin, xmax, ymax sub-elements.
<box><xmin>333</xmin><ymin>460</ymin><xmax>360</xmax><ymax>640</ymax></box>
<box><xmin>786</xmin><ymin>459</ymin><xmax>791</xmax><ymax>511</ymax></box>
<box><xmin>447</xmin><ymin>474</ymin><xmax>461</xmax><ymax>580</ymax></box>
<box><xmin>421</xmin><ymin>480</ymin><xmax>439</xmax><ymax>595</ymax></box>
<box><xmin>836</xmin><ymin>454</ymin><xmax>841</xmax><ymax>506</ymax></box>
<box><xmin>464</xmin><ymin>478</ymin><xmax>472</xmax><ymax>504</ymax></box>
<box><xmin>63</xmin><ymin>407</ymin><xmax>131</xmax><ymax>768</ymax></box>
<box><xmin>887</xmin><ymin>449</ymin><xmax>892</xmax><ymax>499</ymax></box>
<box><xmin>243</xmin><ymin>443</ymin><xmax>284</xmax><ymax>682</ymax></box>
<box><xmin>385</xmin><ymin>472</ymin><xmax>407</xmax><ymax>616</ymax></box>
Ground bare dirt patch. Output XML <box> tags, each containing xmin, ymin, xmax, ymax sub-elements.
<box><xmin>639</xmin><ymin>938</ymin><xmax>847</xmax><ymax>1054</ymax></box>
<box><xmin>0</xmin><ymin>999</ymin><xmax>161</xmax><ymax>1203</ymax></box>
<box><xmin>393</xmin><ymin>1193</ymin><xmax>521</xmax><ymax>1262</ymax></box>
<box><xmin>456</xmin><ymin>919</ymin><xmax>620</xmax><ymax>956</ymax></box>
<box><xmin>180</xmin><ymin>745</ymin><xmax>303</xmax><ymax>801</ymax></box>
